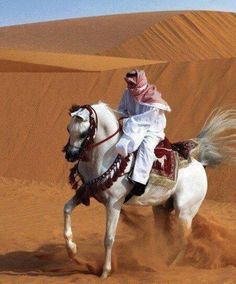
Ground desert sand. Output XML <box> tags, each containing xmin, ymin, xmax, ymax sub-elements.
<box><xmin>0</xmin><ymin>11</ymin><xmax>235</xmax><ymax>283</ymax></box>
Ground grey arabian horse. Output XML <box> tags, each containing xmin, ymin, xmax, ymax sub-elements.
<box><xmin>63</xmin><ymin>102</ymin><xmax>236</xmax><ymax>278</ymax></box>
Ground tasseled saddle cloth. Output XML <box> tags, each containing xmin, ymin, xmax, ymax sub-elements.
<box><xmin>149</xmin><ymin>138</ymin><xmax>198</xmax><ymax>189</ymax></box>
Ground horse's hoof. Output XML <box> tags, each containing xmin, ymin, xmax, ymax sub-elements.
<box><xmin>100</xmin><ymin>270</ymin><xmax>110</xmax><ymax>279</ymax></box>
<box><xmin>170</xmin><ymin>252</ymin><xmax>183</xmax><ymax>267</ymax></box>
<box><xmin>67</xmin><ymin>241</ymin><xmax>77</xmax><ymax>258</ymax></box>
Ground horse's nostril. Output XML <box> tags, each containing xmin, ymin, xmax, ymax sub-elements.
<box><xmin>65</xmin><ymin>154</ymin><xmax>73</xmax><ymax>162</ymax></box>
<box><xmin>65</xmin><ymin>148</ymin><xmax>79</xmax><ymax>162</ymax></box>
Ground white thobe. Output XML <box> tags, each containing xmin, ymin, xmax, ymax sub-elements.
<box><xmin>116</xmin><ymin>90</ymin><xmax>171</xmax><ymax>184</ymax></box>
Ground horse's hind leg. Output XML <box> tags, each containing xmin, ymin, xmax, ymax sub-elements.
<box><xmin>152</xmin><ymin>197</ymin><xmax>174</xmax><ymax>232</ymax></box>
<box><xmin>64</xmin><ymin>194</ymin><xmax>80</xmax><ymax>259</ymax></box>
<box><xmin>171</xmin><ymin>213</ymin><xmax>192</xmax><ymax>265</ymax></box>
<box><xmin>171</xmin><ymin>162</ymin><xmax>207</xmax><ymax>265</ymax></box>
<box><xmin>172</xmin><ymin>196</ymin><xmax>205</xmax><ymax>265</ymax></box>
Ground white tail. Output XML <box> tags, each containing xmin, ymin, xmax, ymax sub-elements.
<box><xmin>196</xmin><ymin>108</ymin><xmax>236</xmax><ymax>166</ymax></box>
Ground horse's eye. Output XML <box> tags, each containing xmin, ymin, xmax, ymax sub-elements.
<box><xmin>80</xmin><ymin>131</ymin><xmax>88</xmax><ymax>139</ymax></box>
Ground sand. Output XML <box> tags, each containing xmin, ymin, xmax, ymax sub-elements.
<box><xmin>0</xmin><ymin>11</ymin><xmax>183</xmax><ymax>54</ymax></box>
<box><xmin>0</xmin><ymin>48</ymin><xmax>162</xmax><ymax>72</ymax></box>
<box><xmin>0</xmin><ymin>11</ymin><xmax>235</xmax><ymax>283</ymax></box>
<box><xmin>102</xmin><ymin>11</ymin><xmax>236</xmax><ymax>61</ymax></box>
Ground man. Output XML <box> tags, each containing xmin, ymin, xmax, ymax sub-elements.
<box><xmin>116</xmin><ymin>69</ymin><xmax>171</xmax><ymax>196</ymax></box>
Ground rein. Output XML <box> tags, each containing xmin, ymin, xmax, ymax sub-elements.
<box><xmin>73</xmin><ymin>105</ymin><xmax>121</xmax><ymax>160</ymax></box>
<box><xmin>88</xmin><ymin>125</ymin><xmax>121</xmax><ymax>150</ymax></box>
<box><xmin>67</xmin><ymin>104</ymin><xmax>130</xmax><ymax>206</ymax></box>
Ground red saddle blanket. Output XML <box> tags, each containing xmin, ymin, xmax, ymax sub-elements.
<box><xmin>152</xmin><ymin>137</ymin><xmax>198</xmax><ymax>181</ymax></box>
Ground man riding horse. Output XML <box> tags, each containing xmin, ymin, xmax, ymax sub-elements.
<box><xmin>116</xmin><ymin>69</ymin><xmax>171</xmax><ymax>197</ymax></box>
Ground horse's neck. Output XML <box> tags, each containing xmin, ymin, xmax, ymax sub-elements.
<box><xmin>79</xmin><ymin>104</ymin><xmax>120</xmax><ymax>181</ymax></box>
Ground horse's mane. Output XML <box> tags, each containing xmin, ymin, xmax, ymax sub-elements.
<box><xmin>105</xmin><ymin>103</ymin><xmax>120</xmax><ymax>118</ymax></box>
<box><xmin>69</xmin><ymin>105</ymin><xmax>81</xmax><ymax>113</ymax></box>
<box><xmin>69</xmin><ymin>101</ymin><xmax>120</xmax><ymax>121</ymax></box>
<box><xmin>96</xmin><ymin>101</ymin><xmax>122</xmax><ymax>121</ymax></box>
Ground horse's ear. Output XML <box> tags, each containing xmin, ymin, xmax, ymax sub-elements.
<box><xmin>70</xmin><ymin>109</ymin><xmax>89</xmax><ymax>121</ymax></box>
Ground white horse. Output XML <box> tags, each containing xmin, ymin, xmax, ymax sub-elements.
<box><xmin>63</xmin><ymin>102</ymin><xmax>236</xmax><ymax>278</ymax></box>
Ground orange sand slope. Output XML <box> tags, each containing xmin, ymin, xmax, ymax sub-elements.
<box><xmin>103</xmin><ymin>11</ymin><xmax>236</xmax><ymax>61</ymax></box>
<box><xmin>0</xmin><ymin>58</ymin><xmax>235</xmax><ymax>200</ymax></box>
<box><xmin>0</xmin><ymin>11</ymin><xmax>183</xmax><ymax>54</ymax></box>
<box><xmin>1</xmin><ymin>11</ymin><xmax>235</xmax><ymax>62</ymax></box>
<box><xmin>0</xmin><ymin>48</ymin><xmax>162</xmax><ymax>71</ymax></box>
<box><xmin>0</xmin><ymin>10</ymin><xmax>235</xmax><ymax>284</ymax></box>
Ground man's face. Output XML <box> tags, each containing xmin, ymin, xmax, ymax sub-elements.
<box><xmin>126</xmin><ymin>74</ymin><xmax>137</xmax><ymax>89</ymax></box>
<box><xmin>127</xmin><ymin>80</ymin><xmax>137</xmax><ymax>89</ymax></box>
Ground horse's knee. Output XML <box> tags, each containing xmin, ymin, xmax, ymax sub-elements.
<box><xmin>64</xmin><ymin>202</ymin><xmax>72</xmax><ymax>215</ymax></box>
<box><xmin>64</xmin><ymin>230</ymin><xmax>72</xmax><ymax>240</ymax></box>
<box><xmin>104</xmin><ymin>236</ymin><xmax>114</xmax><ymax>248</ymax></box>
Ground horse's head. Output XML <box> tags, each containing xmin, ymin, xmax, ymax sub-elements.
<box><xmin>63</xmin><ymin>102</ymin><xmax>120</xmax><ymax>163</ymax></box>
<box><xmin>63</xmin><ymin>105</ymin><xmax>93</xmax><ymax>163</ymax></box>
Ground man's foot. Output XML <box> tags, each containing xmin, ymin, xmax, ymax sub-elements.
<box><xmin>132</xmin><ymin>182</ymin><xmax>146</xmax><ymax>196</ymax></box>
<box><xmin>124</xmin><ymin>181</ymin><xmax>146</xmax><ymax>203</ymax></box>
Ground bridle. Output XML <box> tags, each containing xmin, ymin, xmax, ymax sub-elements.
<box><xmin>64</xmin><ymin>104</ymin><xmax>130</xmax><ymax>206</ymax></box>
<box><xmin>67</xmin><ymin>105</ymin><xmax>122</xmax><ymax>162</ymax></box>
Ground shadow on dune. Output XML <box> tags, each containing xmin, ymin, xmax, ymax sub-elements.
<box><xmin>0</xmin><ymin>211</ymin><xmax>235</xmax><ymax>278</ymax></box>
<box><xmin>0</xmin><ymin>243</ymin><xmax>101</xmax><ymax>277</ymax></box>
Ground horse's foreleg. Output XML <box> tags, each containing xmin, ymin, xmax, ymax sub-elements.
<box><xmin>101</xmin><ymin>199</ymin><xmax>122</xmax><ymax>279</ymax></box>
<box><xmin>64</xmin><ymin>194</ymin><xmax>80</xmax><ymax>259</ymax></box>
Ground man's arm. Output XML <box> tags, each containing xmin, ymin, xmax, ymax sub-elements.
<box><xmin>118</xmin><ymin>91</ymin><xmax>129</xmax><ymax>117</ymax></box>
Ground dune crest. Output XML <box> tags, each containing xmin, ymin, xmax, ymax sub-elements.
<box><xmin>0</xmin><ymin>11</ymin><xmax>183</xmax><ymax>54</ymax></box>
<box><xmin>0</xmin><ymin>48</ymin><xmax>162</xmax><ymax>72</ymax></box>
<box><xmin>103</xmin><ymin>11</ymin><xmax>236</xmax><ymax>61</ymax></box>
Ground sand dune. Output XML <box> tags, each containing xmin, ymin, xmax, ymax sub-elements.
<box><xmin>103</xmin><ymin>11</ymin><xmax>236</xmax><ymax>61</ymax></box>
<box><xmin>0</xmin><ymin>59</ymin><xmax>79</xmax><ymax>72</ymax></box>
<box><xmin>0</xmin><ymin>58</ymin><xmax>235</xmax><ymax>201</ymax></box>
<box><xmin>0</xmin><ymin>10</ymin><xmax>235</xmax><ymax>283</ymax></box>
<box><xmin>0</xmin><ymin>48</ymin><xmax>161</xmax><ymax>71</ymax></box>
<box><xmin>0</xmin><ymin>11</ymin><xmax>183</xmax><ymax>54</ymax></box>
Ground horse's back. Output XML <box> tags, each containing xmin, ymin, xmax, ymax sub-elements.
<box><xmin>125</xmin><ymin>159</ymin><xmax>207</xmax><ymax>207</ymax></box>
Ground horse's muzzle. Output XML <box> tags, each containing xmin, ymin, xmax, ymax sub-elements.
<box><xmin>64</xmin><ymin>144</ymin><xmax>80</xmax><ymax>163</ymax></box>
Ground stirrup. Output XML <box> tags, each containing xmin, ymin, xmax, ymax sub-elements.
<box><xmin>127</xmin><ymin>175</ymin><xmax>135</xmax><ymax>184</ymax></box>
<box><xmin>124</xmin><ymin>181</ymin><xmax>147</xmax><ymax>204</ymax></box>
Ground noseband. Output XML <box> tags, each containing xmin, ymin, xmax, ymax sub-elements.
<box><xmin>65</xmin><ymin>104</ymin><xmax>130</xmax><ymax>206</ymax></box>
<box><xmin>68</xmin><ymin>105</ymin><xmax>121</xmax><ymax>162</ymax></box>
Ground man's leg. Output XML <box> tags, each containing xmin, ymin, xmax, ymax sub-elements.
<box><xmin>132</xmin><ymin>135</ymin><xmax>159</xmax><ymax>183</ymax></box>
<box><xmin>130</xmin><ymin>135</ymin><xmax>161</xmax><ymax>195</ymax></box>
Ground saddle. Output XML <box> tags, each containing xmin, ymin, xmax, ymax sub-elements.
<box><xmin>149</xmin><ymin>138</ymin><xmax>198</xmax><ymax>189</ymax></box>
<box><xmin>131</xmin><ymin>137</ymin><xmax>199</xmax><ymax>190</ymax></box>
<box><xmin>124</xmin><ymin>137</ymin><xmax>199</xmax><ymax>203</ymax></box>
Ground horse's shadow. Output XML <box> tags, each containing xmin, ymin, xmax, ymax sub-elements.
<box><xmin>0</xmin><ymin>243</ymin><xmax>101</xmax><ymax>277</ymax></box>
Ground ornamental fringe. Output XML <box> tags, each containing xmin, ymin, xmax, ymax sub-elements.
<box><xmin>69</xmin><ymin>154</ymin><xmax>130</xmax><ymax>206</ymax></box>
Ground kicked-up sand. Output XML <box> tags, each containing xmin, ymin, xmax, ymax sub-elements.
<box><xmin>0</xmin><ymin>10</ymin><xmax>235</xmax><ymax>283</ymax></box>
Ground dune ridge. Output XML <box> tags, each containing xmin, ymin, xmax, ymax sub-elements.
<box><xmin>0</xmin><ymin>59</ymin><xmax>80</xmax><ymax>72</ymax></box>
<box><xmin>102</xmin><ymin>11</ymin><xmax>236</xmax><ymax>61</ymax></box>
<box><xmin>0</xmin><ymin>11</ymin><xmax>183</xmax><ymax>54</ymax></box>
<box><xmin>0</xmin><ymin>48</ymin><xmax>162</xmax><ymax>72</ymax></box>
